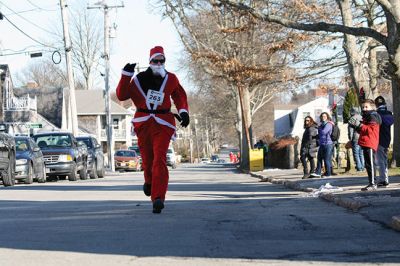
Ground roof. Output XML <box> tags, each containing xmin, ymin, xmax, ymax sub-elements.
<box><xmin>75</xmin><ymin>90</ymin><xmax>130</xmax><ymax>115</ymax></box>
<box><xmin>273</xmin><ymin>104</ymin><xmax>300</xmax><ymax>110</ymax></box>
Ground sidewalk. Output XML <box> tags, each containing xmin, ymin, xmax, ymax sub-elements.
<box><xmin>249</xmin><ymin>168</ymin><xmax>400</xmax><ymax>232</ymax></box>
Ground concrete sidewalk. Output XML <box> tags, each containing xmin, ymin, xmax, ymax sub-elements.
<box><xmin>250</xmin><ymin>168</ymin><xmax>400</xmax><ymax>232</ymax></box>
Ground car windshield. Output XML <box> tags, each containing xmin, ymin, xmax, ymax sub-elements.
<box><xmin>128</xmin><ymin>146</ymin><xmax>140</xmax><ymax>155</ymax></box>
<box><xmin>167</xmin><ymin>149</ymin><xmax>173</xmax><ymax>154</ymax></box>
<box><xmin>77</xmin><ymin>138</ymin><xmax>92</xmax><ymax>148</ymax></box>
<box><xmin>115</xmin><ymin>150</ymin><xmax>136</xmax><ymax>157</ymax></box>
<box><xmin>16</xmin><ymin>139</ymin><xmax>29</xmax><ymax>152</ymax></box>
<box><xmin>34</xmin><ymin>134</ymin><xmax>72</xmax><ymax>148</ymax></box>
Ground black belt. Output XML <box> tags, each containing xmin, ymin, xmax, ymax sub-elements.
<box><xmin>137</xmin><ymin>108</ymin><xmax>171</xmax><ymax>114</ymax></box>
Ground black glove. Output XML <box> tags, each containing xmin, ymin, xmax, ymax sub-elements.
<box><xmin>123</xmin><ymin>63</ymin><xmax>136</xmax><ymax>73</ymax></box>
<box><xmin>180</xmin><ymin>112</ymin><xmax>190</xmax><ymax>128</ymax></box>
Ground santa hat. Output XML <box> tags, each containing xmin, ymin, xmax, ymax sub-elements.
<box><xmin>149</xmin><ymin>46</ymin><xmax>165</xmax><ymax>62</ymax></box>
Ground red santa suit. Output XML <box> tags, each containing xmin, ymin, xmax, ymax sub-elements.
<box><xmin>116</xmin><ymin>47</ymin><xmax>189</xmax><ymax>203</ymax></box>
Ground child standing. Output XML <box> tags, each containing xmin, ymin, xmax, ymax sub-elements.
<box><xmin>349</xmin><ymin>99</ymin><xmax>382</xmax><ymax>191</ymax></box>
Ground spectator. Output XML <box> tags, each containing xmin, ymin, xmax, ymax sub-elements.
<box><xmin>349</xmin><ymin>99</ymin><xmax>381</xmax><ymax>191</ymax></box>
<box><xmin>374</xmin><ymin>96</ymin><xmax>394</xmax><ymax>187</ymax></box>
<box><xmin>311</xmin><ymin>112</ymin><xmax>334</xmax><ymax>178</ymax></box>
<box><xmin>348</xmin><ymin>107</ymin><xmax>364</xmax><ymax>172</ymax></box>
<box><xmin>300</xmin><ymin>116</ymin><xmax>319</xmax><ymax>179</ymax></box>
<box><xmin>254</xmin><ymin>140</ymin><xmax>268</xmax><ymax>167</ymax></box>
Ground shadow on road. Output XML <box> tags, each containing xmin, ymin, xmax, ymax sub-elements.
<box><xmin>0</xmin><ymin>163</ymin><xmax>399</xmax><ymax>263</ymax></box>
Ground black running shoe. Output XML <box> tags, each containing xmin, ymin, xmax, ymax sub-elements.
<box><xmin>143</xmin><ymin>183</ymin><xmax>151</xmax><ymax>197</ymax></box>
<box><xmin>152</xmin><ymin>198</ymin><xmax>164</xmax><ymax>214</ymax></box>
<box><xmin>377</xmin><ymin>181</ymin><xmax>389</xmax><ymax>187</ymax></box>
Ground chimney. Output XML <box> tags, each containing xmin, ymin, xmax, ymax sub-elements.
<box><xmin>26</xmin><ymin>82</ymin><xmax>38</xmax><ymax>89</ymax></box>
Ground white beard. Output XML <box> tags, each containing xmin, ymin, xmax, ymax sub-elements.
<box><xmin>150</xmin><ymin>65</ymin><xmax>166</xmax><ymax>77</ymax></box>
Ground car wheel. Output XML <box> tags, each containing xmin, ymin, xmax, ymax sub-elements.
<box><xmin>172</xmin><ymin>163</ymin><xmax>177</xmax><ymax>169</ymax></box>
<box><xmin>24</xmin><ymin>163</ymin><xmax>34</xmax><ymax>184</ymax></box>
<box><xmin>2</xmin><ymin>152</ymin><xmax>15</xmax><ymax>187</ymax></box>
<box><xmin>90</xmin><ymin>160</ymin><xmax>98</xmax><ymax>179</ymax></box>
<box><xmin>79</xmin><ymin>162</ymin><xmax>88</xmax><ymax>180</ymax></box>
<box><xmin>38</xmin><ymin>164</ymin><xmax>46</xmax><ymax>183</ymax></box>
<box><xmin>68</xmin><ymin>162</ymin><xmax>78</xmax><ymax>181</ymax></box>
<box><xmin>98</xmin><ymin>164</ymin><xmax>105</xmax><ymax>178</ymax></box>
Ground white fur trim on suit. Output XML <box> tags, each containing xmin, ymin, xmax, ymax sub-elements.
<box><xmin>121</xmin><ymin>70</ymin><xmax>134</xmax><ymax>76</ymax></box>
<box><xmin>178</xmin><ymin>109</ymin><xmax>188</xmax><ymax>114</ymax></box>
<box><xmin>149</xmin><ymin>53</ymin><xmax>165</xmax><ymax>62</ymax></box>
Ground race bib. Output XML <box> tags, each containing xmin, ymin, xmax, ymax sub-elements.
<box><xmin>146</xmin><ymin>89</ymin><xmax>165</xmax><ymax>106</ymax></box>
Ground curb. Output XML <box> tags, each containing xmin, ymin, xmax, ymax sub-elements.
<box><xmin>319</xmin><ymin>192</ymin><xmax>368</xmax><ymax>211</ymax></box>
<box><xmin>250</xmin><ymin>172</ymin><xmax>313</xmax><ymax>193</ymax></box>
<box><xmin>249</xmin><ymin>171</ymin><xmax>366</xmax><ymax>211</ymax></box>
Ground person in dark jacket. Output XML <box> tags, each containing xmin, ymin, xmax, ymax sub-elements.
<box><xmin>311</xmin><ymin>112</ymin><xmax>334</xmax><ymax>178</ymax></box>
<box><xmin>349</xmin><ymin>99</ymin><xmax>382</xmax><ymax>191</ymax></box>
<box><xmin>374</xmin><ymin>96</ymin><xmax>394</xmax><ymax>187</ymax></box>
<box><xmin>348</xmin><ymin>107</ymin><xmax>364</xmax><ymax>171</ymax></box>
<box><xmin>300</xmin><ymin>116</ymin><xmax>319</xmax><ymax>179</ymax></box>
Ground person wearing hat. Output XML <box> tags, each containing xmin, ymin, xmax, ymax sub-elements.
<box><xmin>374</xmin><ymin>96</ymin><xmax>394</xmax><ymax>187</ymax></box>
<box><xmin>348</xmin><ymin>107</ymin><xmax>364</xmax><ymax>172</ymax></box>
<box><xmin>116</xmin><ymin>46</ymin><xmax>190</xmax><ymax>213</ymax></box>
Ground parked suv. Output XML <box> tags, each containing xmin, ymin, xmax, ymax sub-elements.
<box><xmin>33</xmin><ymin>132</ymin><xmax>88</xmax><ymax>181</ymax></box>
<box><xmin>0</xmin><ymin>124</ymin><xmax>16</xmax><ymax>187</ymax></box>
<box><xmin>76</xmin><ymin>136</ymin><xmax>105</xmax><ymax>179</ymax></box>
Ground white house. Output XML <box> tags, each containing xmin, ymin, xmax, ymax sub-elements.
<box><xmin>274</xmin><ymin>96</ymin><xmax>347</xmax><ymax>143</ymax></box>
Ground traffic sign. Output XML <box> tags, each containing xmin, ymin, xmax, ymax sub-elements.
<box><xmin>29</xmin><ymin>123</ymin><xmax>42</xmax><ymax>128</ymax></box>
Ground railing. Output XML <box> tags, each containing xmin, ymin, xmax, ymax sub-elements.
<box><xmin>100</xmin><ymin>129</ymin><xmax>126</xmax><ymax>139</ymax></box>
<box><xmin>6</xmin><ymin>95</ymin><xmax>37</xmax><ymax>111</ymax></box>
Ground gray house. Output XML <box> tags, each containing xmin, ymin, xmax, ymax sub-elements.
<box><xmin>75</xmin><ymin>90</ymin><xmax>132</xmax><ymax>151</ymax></box>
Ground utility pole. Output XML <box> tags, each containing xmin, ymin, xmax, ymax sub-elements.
<box><xmin>194</xmin><ymin>117</ymin><xmax>200</xmax><ymax>162</ymax></box>
<box><xmin>59</xmin><ymin>0</ymin><xmax>78</xmax><ymax>135</ymax></box>
<box><xmin>88</xmin><ymin>1</ymin><xmax>124</xmax><ymax>171</ymax></box>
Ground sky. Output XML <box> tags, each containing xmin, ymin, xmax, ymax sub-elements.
<box><xmin>0</xmin><ymin>0</ymin><xmax>190</xmax><ymax>90</ymax></box>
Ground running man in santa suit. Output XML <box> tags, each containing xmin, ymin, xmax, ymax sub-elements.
<box><xmin>116</xmin><ymin>46</ymin><xmax>189</xmax><ymax>213</ymax></box>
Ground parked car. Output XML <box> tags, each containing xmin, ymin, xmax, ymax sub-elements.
<box><xmin>0</xmin><ymin>124</ymin><xmax>16</xmax><ymax>187</ymax></box>
<box><xmin>33</xmin><ymin>132</ymin><xmax>88</xmax><ymax>181</ymax></box>
<box><xmin>15</xmin><ymin>136</ymin><xmax>46</xmax><ymax>184</ymax></box>
<box><xmin>114</xmin><ymin>150</ymin><xmax>141</xmax><ymax>171</ymax></box>
<box><xmin>200</xmin><ymin>158</ymin><xmax>211</xmax><ymax>164</ymax></box>
<box><xmin>166</xmin><ymin>147</ymin><xmax>177</xmax><ymax>169</ymax></box>
<box><xmin>76</xmin><ymin>136</ymin><xmax>105</xmax><ymax>179</ymax></box>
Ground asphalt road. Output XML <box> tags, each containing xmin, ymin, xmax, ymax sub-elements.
<box><xmin>0</xmin><ymin>163</ymin><xmax>399</xmax><ymax>266</ymax></box>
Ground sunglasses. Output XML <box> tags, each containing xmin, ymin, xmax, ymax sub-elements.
<box><xmin>151</xmin><ymin>59</ymin><xmax>165</xmax><ymax>64</ymax></box>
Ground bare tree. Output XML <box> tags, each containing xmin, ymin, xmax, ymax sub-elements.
<box><xmin>16</xmin><ymin>59</ymin><xmax>67</xmax><ymax>88</ymax></box>
<box><xmin>218</xmin><ymin>0</ymin><xmax>400</xmax><ymax>165</ymax></box>
<box><xmin>69</xmin><ymin>5</ymin><xmax>103</xmax><ymax>90</ymax></box>
<box><xmin>158</xmin><ymin>0</ymin><xmax>317</xmax><ymax>168</ymax></box>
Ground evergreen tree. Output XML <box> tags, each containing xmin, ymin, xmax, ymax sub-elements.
<box><xmin>343</xmin><ymin>88</ymin><xmax>359</xmax><ymax>123</ymax></box>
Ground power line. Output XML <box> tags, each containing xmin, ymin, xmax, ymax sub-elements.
<box><xmin>0</xmin><ymin>1</ymin><xmax>59</xmax><ymax>36</ymax></box>
<box><xmin>1</xmin><ymin>12</ymin><xmax>58</xmax><ymax>49</ymax></box>
<box><xmin>25</xmin><ymin>0</ymin><xmax>57</xmax><ymax>12</ymax></box>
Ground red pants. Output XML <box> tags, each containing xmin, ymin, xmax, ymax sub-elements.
<box><xmin>135</xmin><ymin>119</ymin><xmax>174</xmax><ymax>202</ymax></box>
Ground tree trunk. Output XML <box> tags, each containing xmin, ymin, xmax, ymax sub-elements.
<box><xmin>338</xmin><ymin>0</ymin><xmax>371</xmax><ymax>97</ymax></box>
<box><xmin>239</xmin><ymin>85</ymin><xmax>253</xmax><ymax>170</ymax></box>
<box><xmin>391</xmin><ymin>75</ymin><xmax>400</xmax><ymax>166</ymax></box>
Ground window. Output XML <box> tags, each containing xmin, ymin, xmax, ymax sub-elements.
<box><xmin>302</xmin><ymin>112</ymin><xmax>311</xmax><ymax>120</ymax></box>
<box><xmin>113</xmin><ymin>118</ymin><xmax>119</xmax><ymax>129</ymax></box>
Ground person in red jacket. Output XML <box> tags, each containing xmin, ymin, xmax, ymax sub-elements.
<box><xmin>116</xmin><ymin>46</ymin><xmax>189</xmax><ymax>213</ymax></box>
<box><xmin>349</xmin><ymin>99</ymin><xmax>381</xmax><ymax>191</ymax></box>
